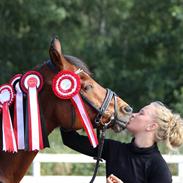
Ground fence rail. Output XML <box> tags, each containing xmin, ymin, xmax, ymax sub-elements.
<box><xmin>21</xmin><ymin>153</ymin><xmax>183</xmax><ymax>183</ymax></box>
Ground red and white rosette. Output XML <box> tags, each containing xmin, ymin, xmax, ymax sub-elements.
<box><xmin>52</xmin><ymin>70</ymin><xmax>98</xmax><ymax>148</ymax></box>
<box><xmin>10</xmin><ymin>74</ymin><xmax>22</xmax><ymax>88</ymax></box>
<box><xmin>20</xmin><ymin>71</ymin><xmax>44</xmax><ymax>151</ymax></box>
<box><xmin>0</xmin><ymin>84</ymin><xmax>17</xmax><ymax>152</ymax></box>
<box><xmin>10</xmin><ymin>74</ymin><xmax>25</xmax><ymax>150</ymax></box>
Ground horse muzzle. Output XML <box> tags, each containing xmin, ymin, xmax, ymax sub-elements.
<box><xmin>110</xmin><ymin>110</ymin><xmax>132</xmax><ymax>132</ymax></box>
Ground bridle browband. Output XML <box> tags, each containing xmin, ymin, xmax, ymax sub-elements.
<box><xmin>43</xmin><ymin>59</ymin><xmax>127</xmax><ymax>183</ymax></box>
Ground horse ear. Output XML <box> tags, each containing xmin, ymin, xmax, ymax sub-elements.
<box><xmin>49</xmin><ymin>37</ymin><xmax>65</xmax><ymax>70</ymax></box>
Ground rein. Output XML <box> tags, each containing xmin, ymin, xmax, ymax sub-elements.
<box><xmin>89</xmin><ymin>124</ymin><xmax>108</xmax><ymax>183</ymax></box>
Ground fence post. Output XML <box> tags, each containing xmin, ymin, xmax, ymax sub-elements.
<box><xmin>178</xmin><ymin>161</ymin><xmax>183</xmax><ymax>180</ymax></box>
<box><xmin>33</xmin><ymin>159</ymin><xmax>41</xmax><ymax>177</ymax></box>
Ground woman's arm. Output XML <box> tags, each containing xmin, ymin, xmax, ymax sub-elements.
<box><xmin>61</xmin><ymin>128</ymin><xmax>121</xmax><ymax>160</ymax></box>
<box><xmin>60</xmin><ymin>129</ymin><xmax>98</xmax><ymax>157</ymax></box>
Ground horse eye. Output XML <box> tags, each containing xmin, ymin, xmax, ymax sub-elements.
<box><xmin>84</xmin><ymin>85</ymin><xmax>93</xmax><ymax>91</ymax></box>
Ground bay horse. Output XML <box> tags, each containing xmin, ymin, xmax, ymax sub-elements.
<box><xmin>0</xmin><ymin>37</ymin><xmax>132</xmax><ymax>183</ymax></box>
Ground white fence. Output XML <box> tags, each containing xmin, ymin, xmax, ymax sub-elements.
<box><xmin>21</xmin><ymin>153</ymin><xmax>183</xmax><ymax>183</ymax></box>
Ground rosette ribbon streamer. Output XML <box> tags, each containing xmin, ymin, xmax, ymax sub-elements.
<box><xmin>20</xmin><ymin>71</ymin><xmax>45</xmax><ymax>151</ymax></box>
<box><xmin>0</xmin><ymin>84</ymin><xmax>17</xmax><ymax>152</ymax></box>
<box><xmin>10</xmin><ymin>74</ymin><xmax>25</xmax><ymax>150</ymax></box>
<box><xmin>52</xmin><ymin>70</ymin><xmax>98</xmax><ymax>148</ymax></box>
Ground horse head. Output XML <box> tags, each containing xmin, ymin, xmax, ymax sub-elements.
<box><xmin>38</xmin><ymin>37</ymin><xmax>132</xmax><ymax>134</ymax></box>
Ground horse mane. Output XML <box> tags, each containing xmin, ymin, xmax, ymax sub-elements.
<box><xmin>64</xmin><ymin>55</ymin><xmax>92</xmax><ymax>75</ymax></box>
<box><xmin>35</xmin><ymin>55</ymin><xmax>92</xmax><ymax>76</ymax></box>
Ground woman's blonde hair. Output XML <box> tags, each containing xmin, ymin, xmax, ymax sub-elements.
<box><xmin>151</xmin><ymin>101</ymin><xmax>183</xmax><ymax>150</ymax></box>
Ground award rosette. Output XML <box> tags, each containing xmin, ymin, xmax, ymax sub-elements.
<box><xmin>0</xmin><ymin>84</ymin><xmax>17</xmax><ymax>152</ymax></box>
<box><xmin>20</xmin><ymin>71</ymin><xmax>44</xmax><ymax>151</ymax></box>
<box><xmin>10</xmin><ymin>74</ymin><xmax>22</xmax><ymax>88</ymax></box>
<box><xmin>52</xmin><ymin>70</ymin><xmax>98</xmax><ymax>148</ymax></box>
<box><xmin>10</xmin><ymin>74</ymin><xmax>25</xmax><ymax>150</ymax></box>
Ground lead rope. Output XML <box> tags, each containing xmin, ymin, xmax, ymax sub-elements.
<box><xmin>89</xmin><ymin>124</ymin><xmax>108</xmax><ymax>183</ymax></box>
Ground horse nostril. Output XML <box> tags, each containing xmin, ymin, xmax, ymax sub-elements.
<box><xmin>123</xmin><ymin>106</ymin><xmax>133</xmax><ymax>113</ymax></box>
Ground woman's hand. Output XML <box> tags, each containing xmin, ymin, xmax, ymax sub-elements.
<box><xmin>107</xmin><ymin>174</ymin><xmax>123</xmax><ymax>183</ymax></box>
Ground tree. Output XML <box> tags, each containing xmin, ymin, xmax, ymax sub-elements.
<box><xmin>1</xmin><ymin>0</ymin><xmax>183</xmax><ymax>111</ymax></box>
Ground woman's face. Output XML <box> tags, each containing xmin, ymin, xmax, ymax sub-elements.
<box><xmin>126</xmin><ymin>104</ymin><xmax>156</xmax><ymax>135</ymax></box>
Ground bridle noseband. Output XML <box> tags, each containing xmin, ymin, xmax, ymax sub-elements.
<box><xmin>81</xmin><ymin>88</ymin><xmax>120</xmax><ymax>128</ymax></box>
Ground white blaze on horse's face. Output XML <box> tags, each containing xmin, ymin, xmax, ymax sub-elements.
<box><xmin>75</xmin><ymin>68</ymin><xmax>83</xmax><ymax>75</ymax></box>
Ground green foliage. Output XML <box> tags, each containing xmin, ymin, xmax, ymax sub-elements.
<box><xmin>172</xmin><ymin>87</ymin><xmax>183</xmax><ymax>116</ymax></box>
<box><xmin>42</xmin><ymin>128</ymin><xmax>76</xmax><ymax>154</ymax></box>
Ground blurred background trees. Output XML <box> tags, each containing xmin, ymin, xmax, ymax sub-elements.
<box><xmin>1</xmin><ymin>0</ymin><xmax>183</xmax><ymax>176</ymax></box>
<box><xmin>1</xmin><ymin>0</ymin><xmax>183</xmax><ymax>111</ymax></box>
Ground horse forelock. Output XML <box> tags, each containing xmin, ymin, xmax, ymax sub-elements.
<box><xmin>35</xmin><ymin>55</ymin><xmax>92</xmax><ymax>77</ymax></box>
<box><xmin>64</xmin><ymin>55</ymin><xmax>92</xmax><ymax>76</ymax></box>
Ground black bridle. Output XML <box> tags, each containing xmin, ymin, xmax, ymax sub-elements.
<box><xmin>44</xmin><ymin>59</ymin><xmax>128</xmax><ymax>183</ymax></box>
<box><xmin>81</xmin><ymin>88</ymin><xmax>127</xmax><ymax>130</ymax></box>
<box><xmin>81</xmin><ymin>88</ymin><xmax>115</xmax><ymax>127</ymax></box>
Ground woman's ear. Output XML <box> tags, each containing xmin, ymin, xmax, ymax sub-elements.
<box><xmin>146</xmin><ymin>122</ymin><xmax>158</xmax><ymax>131</ymax></box>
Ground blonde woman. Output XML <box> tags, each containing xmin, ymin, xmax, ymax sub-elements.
<box><xmin>61</xmin><ymin>101</ymin><xmax>183</xmax><ymax>183</ymax></box>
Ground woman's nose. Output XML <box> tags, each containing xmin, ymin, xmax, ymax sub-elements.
<box><xmin>132</xmin><ymin>113</ymin><xmax>137</xmax><ymax>117</ymax></box>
